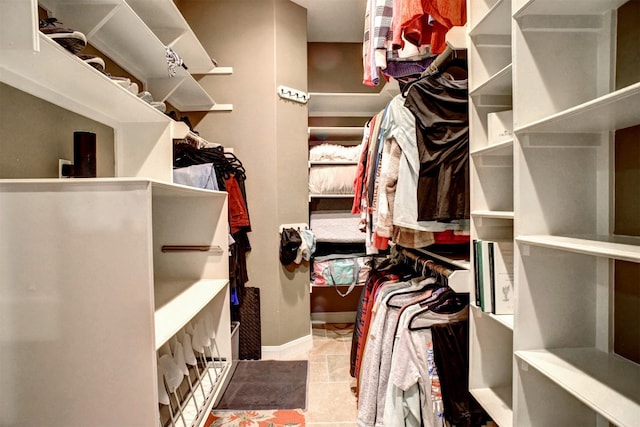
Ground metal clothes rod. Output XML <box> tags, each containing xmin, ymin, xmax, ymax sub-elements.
<box><xmin>397</xmin><ymin>247</ymin><xmax>453</xmax><ymax>278</ymax></box>
<box><xmin>161</xmin><ymin>245</ymin><xmax>224</xmax><ymax>255</ymax></box>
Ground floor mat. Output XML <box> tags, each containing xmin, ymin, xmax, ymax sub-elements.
<box><xmin>214</xmin><ymin>360</ymin><xmax>308</xmax><ymax>410</ymax></box>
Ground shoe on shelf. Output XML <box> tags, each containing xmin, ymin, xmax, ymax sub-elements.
<box><xmin>151</xmin><ymin>101</ymin><xmax>167</xmax><ymax>113</ymax></box>
<box><xmin>108</xmin><ymin>76</ymin><xmax>139</xmax><ymax>95</ymax></box>
<box><xmin>39</xmin><ymin>17</ymin><xmax>87</xmax><ymax>54</ymax></box>
<box><xmin>137</xmin><ymin>91</ymin><xmax>154</xmax><ymax>104</ymax></box>
<box><xmin>77</xmin><ymin>54</ymin><xmax>105</xmax><ymax>72</ymax></box>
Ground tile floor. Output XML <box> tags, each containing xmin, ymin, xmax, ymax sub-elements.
<box><xmin>288</xmin><ymin>322</ymin><xmax>358</xmax><ymax>426</ymax></box>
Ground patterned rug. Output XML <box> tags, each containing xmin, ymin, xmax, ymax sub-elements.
<box><xmin>204</xmin><ymin>409</ymin><xmax>306</xmax><ymax>426</ymax></box>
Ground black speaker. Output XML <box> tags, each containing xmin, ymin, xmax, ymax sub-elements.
<box><xmin>73</xmin><ymin>131</ymin><xmax>96</xmax><ymax>178</ymax></box>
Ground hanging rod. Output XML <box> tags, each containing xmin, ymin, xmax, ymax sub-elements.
<box><xmin>161</xmin><ymin>245</ymin><xmax>224</xmax><ymax>255</ymax></box>
<box><xmin>395</xmin><ymin>246</ymin><xmax>454</xmax><ymax>277</ymax></box>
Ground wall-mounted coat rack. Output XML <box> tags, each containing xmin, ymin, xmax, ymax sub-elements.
<box><xmin>278</xmin><ymin>85</ymin><xmax>310</xmax><ymax>104</ymax></box>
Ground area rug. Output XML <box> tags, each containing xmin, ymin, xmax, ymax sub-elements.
<box><xmin>205</xmin><ymin>409</ymin><xmax>306</xmax><ymax>427</ymax></box>
<box><xmin>214</xmin><ymin>360</ymin><xmax>308</xmax><ymax>410</ymax></box>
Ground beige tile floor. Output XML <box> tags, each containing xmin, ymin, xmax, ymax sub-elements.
<box><xmin>289</xmin><ymin>322</ymin><xmax>358</xmax><ymax>426</ymax></box>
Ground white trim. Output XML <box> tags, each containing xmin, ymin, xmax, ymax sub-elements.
<box><xmin>261</xmin><ymin>333</ymin><xmax>313</xmax><ymax>360</ymax></box>
<box><xmin>310</xmin><ymin>311</ymin><xmax>357</xmax><ymax>324</ymax></box>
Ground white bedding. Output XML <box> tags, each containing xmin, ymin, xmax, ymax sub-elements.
<box><xmin>309</xmin><ymin>164</ymin><xmax>357</xmax><ymax>195</ymax></box>
<box><xmin>309</xmin><ymin>143</ymin><xmax>362</xmax><ymax>162</ymax></box>
<box><xmin>310</xmin><ymin>211</ymin><xmax>365</xmax><ymax>243</ymax></box>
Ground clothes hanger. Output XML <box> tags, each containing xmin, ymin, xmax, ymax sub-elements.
<box><xmin>386</xmin><ymin>277</ymin><xmax>440</xmax><ymax>309</ymax></box>
<box><xmin>407</xmin><ymin>288</ymin><xmax>468</xmax><ymax>331</ymax></box>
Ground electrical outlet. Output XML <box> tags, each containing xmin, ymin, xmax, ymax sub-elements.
<box><xmin>59</xmin><ymin>159</ymin><xmax>72</xmax><ymax>178</ymax></box>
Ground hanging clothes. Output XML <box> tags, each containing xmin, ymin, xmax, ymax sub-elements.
<box><xmin>173</xmin><ymin>142</ymin><xmax>252</xmax><ymax>307</ymax></box>
<box><xmin>404</xmin><ymin>74</ymin><xmax>470</xmax><ymax>222</ymax></box>
<box><xmin>350</xmin><ymin>246</ymin><xmax>483</xmax><ymax>427</ymax></box>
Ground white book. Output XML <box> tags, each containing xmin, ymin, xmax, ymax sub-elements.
<box><xmin>491</xmin><ymin>241</ymin><xmax>514</xmax><ymax>315</ymax></box>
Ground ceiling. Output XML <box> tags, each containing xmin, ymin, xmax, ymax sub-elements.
<box><xmin>290</xmin><ymin>0</ymin><xmax>366</xmax><ymax>43</ymax></box>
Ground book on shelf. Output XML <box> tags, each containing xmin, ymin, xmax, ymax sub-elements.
<box><xmin>472</xmin><ymin>240</ymin><xmax>491</xmax><ymax>311</ymax></box>
<box><xmin>472</xmin><ymin>239</ymin><xmax>514</xmax><ymax>315</ymax></box>
<box><xmin>491</xmin><ymin>240</ymin><xmax>514</xmax><ymax>315</ymax></box>
<box><xmin>473</xmin><ymin>240</ymin><xmax>482</xmax><ymax>308</ymax></box>
<box><xmin>480</xmin><ymin>240</ymin><xmax>493</xmax><ymax>313</ymax></box>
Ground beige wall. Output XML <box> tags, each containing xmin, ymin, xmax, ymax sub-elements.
<box><xmin>180</xmin><ymin>0</ymin><xmax>310</xmax><ymax>347</ymax></box>
<box><xmin>0</xmin><ymin>83</ymin><xmax>115</xmax><ymax>179</ymax></box>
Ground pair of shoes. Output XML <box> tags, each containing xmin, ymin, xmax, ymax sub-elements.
<box><xmin>108</xmin><ymin>75</ymin><xmax>139</xmax><ymax>94</ymax></box>
<box><xmin>137</xmin><ymin>91</ymin><xmax>166</xmax><ymax>112</ymax></box>
<box><xmin>39</xmin><ymin>17</ymin><xmax>107</xmax><ymax>73</ymax></box>
<box><xmin>77</xmin><ymin>54</ymin><xmax>105</xmax><ymax>72</ymax></box>
<box><xmin>39</xmin><ymin>18</ymin><xmax>86</xmax><ymax>54</ymax></box>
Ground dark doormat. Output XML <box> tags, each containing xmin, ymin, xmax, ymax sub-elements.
<box><xmin>214</xmin><ymin>360</ymin><xmax>308</xmax><ymax>410</ymax></box>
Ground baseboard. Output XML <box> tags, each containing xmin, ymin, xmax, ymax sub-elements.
<box><xmin>261</xmin><ymin>332</ymin><xmax>313</xmax><ymax>360</ymax></box>
<box><xmin>310</xmin><ymin>311</ymin><xmax>357</xmax><ymax>324</ymax></box>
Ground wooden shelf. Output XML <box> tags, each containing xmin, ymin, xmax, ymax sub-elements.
<box><xmin>309</xmin><ymin>160</ymin><xmax>358</xmax><ymax>166</ymax></box>
<box><xmin>470</xmin><ymin>139</ymin><xmax>513</xmax><ymax>157</ymax></box>
<box><xmin>0</xmin><ymin>35</ymin><xmax>169</xmax><ymax>127</ymax></box>
<box><xmin>155</xmin><ymin>279</ymin><xmax>229</xmax><ymax>349</ymax></box>
<box><xmin>125</xmin><ymin>0</ymin><xmax>216</xmax><ymax>74</ymax></box>
<box><xmin>469</xmin><ymin>0</ymin><xmax>511</xmax><ymax>37</ymax></box>
<box><xmin>514</xmin><ymin>0</ymin><xmax>629</xmax><ymax>19</ymax></box>
<box><xmin>39</xmin><ymin>0</ymin><xmax>217</xmax><ymax>111</ymax></box>
<box><xmin>309</xmin><ymin>82</ymin><xmax>399</xmax><ymax>117</ymax></box>
<box><xmin>470</xmin><ymin>386</ymin><xmax>513</xmax><ymax>427</ymax></box>
<box><xmin>309</xmin><ymin>193</ymin><xmax>355</xmax><ymax>198</ymax></box>
<box><xmin>517</xmin><ymin>234</ymin><xmax>640</xmax><ymax>263</ymax></box>
<box><xmin>471</xmin><ymin>210</ymin><xmax>515</xmax><ymax>220</ymax></box>
<box><xmin>515</xmin><ymin>348</ymin><xmax>640</xmax><ymax>427</ymax></box>
<box><xmin>414</xmin><ymin>247</ymin><xmax>470</xmax><ymax>270</ymax></box>
<box><xmin>470</xmin><ymin>64</ymin><xmax>512</xmax><ymax>97</ymax></box>
<box><xmin>516</xmin><ymin>82</ymin><xmax>640</xmax><ymax>134</ymax></box>
<box><xmin>308</xmin><ymin>126</ymin><xmax>364</xmax><ymax>139</ymax></box>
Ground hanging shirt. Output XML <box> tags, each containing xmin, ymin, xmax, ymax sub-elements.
<box><xmin>404</xmin><ymin>75</ymin><xmax>470</xmax><ymax>222</ymax></box>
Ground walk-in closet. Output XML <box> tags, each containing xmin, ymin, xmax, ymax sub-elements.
<box><xmin>0</xmin><ymin>0</ymin><xmax>638</xmax><ymax>426</ymax></box>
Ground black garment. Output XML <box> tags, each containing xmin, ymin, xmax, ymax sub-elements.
<box><xmin>173</xmin><ymin>143</ymin><xmax>246</xmax><ymax>191</ymax></box>
<box><xmin>173</xmin><ymin>141</ymin><xmax>252</xmax><ymax>302</ymax></box>
<box><xmin>431</xmin><ymin>320</ymin><xmax>490</xmax><ymax>427</ymax></box>
<box><xmin>404</xmin><ymin>75</ymin><xmax>470</xmax><ymax>222</ymax></box>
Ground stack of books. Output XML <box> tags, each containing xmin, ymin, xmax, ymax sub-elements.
<box><xmin>472</xmin><ymin>240</ymin><xmax>514</xmax><ymax>315</ymax></box>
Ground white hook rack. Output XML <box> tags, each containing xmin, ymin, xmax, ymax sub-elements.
<box><xmin>277</xmin><ymin>85</ymin><xmax>310</xmax><ymax>104</ymax></box>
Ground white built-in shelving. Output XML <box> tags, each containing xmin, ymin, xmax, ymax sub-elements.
<box><xmin>0</xmin><ymin>1</ymin><xmax>234</xmax><ymax>425</ymax></box>
<box><xmin>468</xmin><ymin>0</ymin><xmax>640</xmax><ymax>425</ymax></box>
<box><xmin>467</xmin><ymin>0</ymin><xmax>516</xmax><ymax>424</ymax></box>
<box><xmin>309</xmin><ymin>126</ymin><xmax>365</xmax><ymax>139</ymax></box>
<box><xmin>0</xmin><ymin>179</ymin><xmax>232</xmax><ymax>427</ymax></box>
<box><xmin>1</xmin><ymin>0</ymin><xmax>232</xmax><ymax>181</ymax></box>
<box><xmin>37</xmin><ymin>0</ymin><xmax>232</xmax><ymax>112</ymax></box>
<box><xmin>308</xmin><ymin>81</ymin><xmax>399</xmax><ymax>117</ymax></box>
<box><xmin>514</xmin><ymin>348</ymin><xmax>640</xmax><ymax>427</ymax></box>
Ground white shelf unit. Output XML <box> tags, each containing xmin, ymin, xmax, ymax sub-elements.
<box><xmin>467</xmin><ymin>0</ymin><xmax>515</xmax><ymax>425</ymax></box>
<box><xmin>308</xmin><ymin>126</ymin><xmax>365</xmax><ymax>139</ymax></box>
<box><xmin>511</xmin><ymin>0</ymin><xmax>640</xmax><ymax>426</ymax></box>
<box><xmin>0</xmin><ymin>179</ymin><xmax>231</xmax><ymax>427</ymax></box>
<box><xmin>0</xmin><ymin>1</ymin><xmax>231</xmax><ymax>181</ymax></box>
<box><xmin>36</xmin><ymin>0</ymin><xmax>229</xmax><ymax>112</ymax></box>
<box><xmin>308</xmin><ymin>125</ymin><xmax>362</xmax><ymax>200</ymax></box>
<box><xmin>308</xmin><ymin>81</ymin><xmax>400</xmax><ymax>117</ymax></box>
